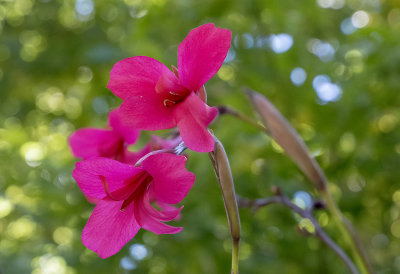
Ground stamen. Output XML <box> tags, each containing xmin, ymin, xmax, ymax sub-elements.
<box><xmin>169</xmin><ymin>91</ymin><xmax>180</xmax><ymax>96</ymax></box>
<box><xmin>99</xmin><ymin>175</ymin><xmax>120</xmax><ymax>201</ymax></box>
<box><xmin>163</xmin><ymin>99</ymin><xmax>176</xmax><ymax>108</ymax></box>
<box><xmin>171</xmin><ymin>65</ymin><xmax>179</xmax><ymax>78</ymax></box>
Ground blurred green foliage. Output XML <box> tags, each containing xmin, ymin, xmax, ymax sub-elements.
<box><xmin>1</xmin><ymin>0</ymin><xmax>400</xmax><ymax>273</ymax></box>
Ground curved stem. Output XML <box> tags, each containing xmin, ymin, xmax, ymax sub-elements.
<box><xmin>134</xmin><ymin>142</ymin><xmax>187</xmax><ymax>167</ymax></box>
<box><xmin>239</xmin><ymin>195</ymin><xmax>359</xmax><ymax>274</ymax></box>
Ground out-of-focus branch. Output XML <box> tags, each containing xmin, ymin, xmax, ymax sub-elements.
<box><xmin>238</xmin><ymin>192</ymin><xmax>359</xmax><ymax>274</ymax></box>
<box><xmin>243</xmin><ymin>88</ymin><xmax>374</xmax><ymax>274</ymax></box>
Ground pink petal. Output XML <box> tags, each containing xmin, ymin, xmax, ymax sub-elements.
<box><xmin>85</xmin><ymin>195</ymin><xmax>100</xmax><ymax>204</ymax></box>
<box><xmin>138</xmin><ymin>210</ymin><xmax>182</xmax><ymax>235</ymax></box>
<box><xmin>119</xmin><ymin>91</ymin><xmax>175</xmax><ymax>131</ymax></box>
<box><xmin>142</xmin><ymin>153</ymin><xmax>195</xmax><ymax>204</ymax></box>
<box><xmin>141</xmin><ymin>193</ymin><xmax>183</xmax><ymax>222</ymax></box>
<box><xmin>174</xmin><ymin>93</ymin><xmax>218</xmax><ymax>152</ymax></box>
<box><xmin>82</xmin><ymin>199</ymin><xmax>140</xmax><ymax>258</ymax></box>
<box><xmin>69</xmin><ymin>128</ymin><xmax>120</xmax><ymax>159</ymax></box>
<box><xmin>178</xmin><ymin>23</ymin><xmax>232</xmax><ymax>91</ymax></box>
<box><xmin>156</xmin><ymin>202</ymin><xmax>182</xmax><ymax>221</ymax></box>
<box><xmin>108</xmin><ymin>108</ymin><xmax>140</xmax><ymax>145</ymax></box>
<box><xmin>134</xmin><ymin>193</ymin><xmax>182</xmax><ymax>235</ymax></box>
<box><xmin>72</xmin><ymin>157</ymin><xmax>141</xmax><ymax>199</ymax></box>
<box><xmin>155</xmin><ymin>71</ymin><xmax>187</xmax><ymax>99</ymax></box>
<box><xmin>108</xmin><ymin>56</ymin><xmax>173</xmax><ymax>99</ymax></box>
<box><xmin>149</xmin><ymin>135</ymin><xmax>182</xmax><ymax>150</ymax></box>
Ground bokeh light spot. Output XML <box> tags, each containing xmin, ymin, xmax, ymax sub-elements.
<box><xmin>31</xmin><ymin>255</ymin><xmax>70</xmax><ymax>274</ymax></box>
<box><xmin>239</xmin><ymin>241</ymin><xmax>252</xmax><ymax>261</ymax></box>
<box><xmin>217</xmin><ymin>65</ymin><xmax>235</xmax><ymax>81</ymax></box>
<box><xmin>317</xmin><ymin>0</ymin><xmax>344</xmax><ymax>9</ymax></box>
<box><xmin>391</xmin><ymin>220</ymin><xmax>400</xmax><ymax>238</ymax></box>
<box><xmin>0</xmin><ymin>6</ymin><xmax>6</xmax><ymax>21</ymax></box>
<box><xmin>299</xmin><ymin>218</ymin><xmax>315</xmax><ymax>234</ymax></box>
<box><xmin>92</xmin><ymin>97</ymin><xmax>109</xmax><ymax>114</ymax></box>
<box><xmin>351</xmin><ymin>10</ymin><xmax>370</xmax><ymax>29</ymax></box>
<box><xmin>251</xmin><ymin>158</ymin><xmax>265</xmax><ymax>175</ymax></box>
<box><xmin>7</xmin><ymin>217</ymin><xmax>37</xmax><ymax>239</ymax></box>
<box><xmin>318</xmin><ymin>212</ymin><xmax>329</xmax><ymax>227</ymax></box>
<box><xmin>224</xmin><ymin>48</ymin><xmax>236</xmax><ymax>63</ymax></box>
<box><xmin>130</xmin><ymin>243</ymin><xmax>148</xmax><ymax>260</ymax></box>
<box><xmin>5</xmin><ymin>186</ymin><xmax>25</xmax><ymax>204</ymax></box>
<box><xmin>20</xmin><ymin>142</ymin><xmax>46</xmax><ymax>167</ymax></box>
<box><xmin>14</xmin><ymin>0</ymin><xmax>34</xmax><ymax>16</ymax></box>
<box><xmin>341</xmin><ymin>18</ymin><xmax>357</xmax><ymax>35</ymax></box>
<box><xmin>36</xmin><ymin>87</ymin><xmax>65</xmax><ymax>114</ymax></box>
<box><xmin>339</xmin><ymin>132</ymin><xmax>356</xmax><ymax>154</ymax></box>
<box><xmin>388</xmin><ymin>9</ymin><xmax>400</xmax><ymax>28</ymax></box>
<box><xmin>293</xmin><ymin>191</ymin><xmax>312</xmax><ymax>210</ymax></box>
<box><xmin>121</xmin><ymin>256</ymin><xmax>137</xmax><ymax>270</ymax></box>
<box><xmin>346</xmin><ymin>174</ymin><xmax>365</xmax><ymax>192</ymax></box>
<box><xmin>269</xmin><ymin>33</ymin><xmax>293</xmax><ymax>54</ymax></box>
<box><xmin>64</xmin><ymin>97</ymin><xmax>82</xmax><ymax>119</ymax></box>
<box><xmin>75</xmin><ymin>0</ymin><xmax>94</xmax><ymax>16</ymax></box>
<box><xmin>0</xmin><ymin>198</ymin><xmax>14</xmax><ymax>218</ymax></box>
<box><xmin>77</xmin><ymin>66</ymin><xmax>93</xmax><ymax>83</ymax></box>
<box><xmin>290</xmin><ymin>67</ymin><xmax>307</xmax><ymax>86</ymax></box>
<box><xmin>299</xmin><ymin>123</ymin><xmax>315</xmax><ymax>141</ymax></box>
<box><xmin>378</xmin><ymin>114</ymin><xmax>398</xmax><ymax>133</ymax></box>
<box><xmin>271</xmin><ymin>139</ymin><xmax>284</xmax><ymax>153</ymax></box>
<box><xmin>312</xmin><ymin>75</ymin><xmax>342</xmax><ymax>103</ymax></box>
<box><xmin>308</xmin><ymin>39</ymin><xmax>335</xmax><ymax>62</ymax></box>
<box><xmin>393</xmin><ymin>191</ymin><xmax>400</xmax><ymax>205</ymax></box>
<box><xmin>53</xmin><ymin>227</ymin><xmax>74</xmax><ymax>246</ymax></box>
<box><xmin>19</xmin><ymin>30</ymin><xmax>47</xmax><ymax>62</ymax></box>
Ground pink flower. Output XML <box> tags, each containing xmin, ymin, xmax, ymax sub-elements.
<box><xmin>69</xmin><ymin>108</ymin><xmax>141</xmax><ymax>163</ymax></box>
<box><xmin>72</xmin><ymin>153</ymin><xmax>195</xmax><ymax>258</ymax></box>
<box><xmin>108</xmin><ymin>23</ymin><xmax>231</xmax><ymax>153</ymax></box>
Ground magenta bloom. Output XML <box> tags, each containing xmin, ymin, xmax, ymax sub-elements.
<box><xmin>72</xmin><ymin>153</ymin><xmax>195</xmax><ymax>258</ymax></box>
<box><xmin>108</xmin><ymin>23</ymin><xmax>231</xmax><ymax>152</ymax></box>
<box><xmin>69</xmin><ymin>108</ymin><xmax>140</xmax><ymax>163</ymax></box>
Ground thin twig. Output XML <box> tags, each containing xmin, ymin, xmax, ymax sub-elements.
<box><xmin>217</xmin><ymin>105</ymin><xmax>267</xmax><ymax>131</ymax></box>
<box><xmin>238</xmin><ymin>195</ymin><xmax>359</xmax><ymax>274</ymax></box>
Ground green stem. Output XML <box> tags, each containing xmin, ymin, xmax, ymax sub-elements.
<box><xmin>209</xmin><ymin>135</ymin><xmax>241</xmax><ymax>274</ymax></box>
<box><xmin>231</xmin><ymin>238</ymin><xmax>239</xmax><ymax>274</ymax></box>
<box><xmin>321</xmin><ymin>190</ymin><xmax>374</xmax><ymax>274</ymax></box>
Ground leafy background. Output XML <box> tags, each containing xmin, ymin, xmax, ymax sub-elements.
<box><xmin>1</xmin><ymin>0</ymin><xmax>399</xmax><ymax>273</ymax></box>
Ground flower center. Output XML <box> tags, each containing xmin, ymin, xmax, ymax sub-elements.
<box><xmin>120</xmin><ymin>175</ymin><xmax>152</xmax><ymax>211</ymax></box>
<box><xmin>99</xmin><ymin>171</ymin><xmax>153</xmax><ymax>211</ymax></box>
<box><xmin>163</xmin><ymin>91</ymin><xmax>189</xmax><ymax>108</ymax></box>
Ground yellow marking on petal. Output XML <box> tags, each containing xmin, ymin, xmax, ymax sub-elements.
<box><xmin>171</xmin><ymin>65</ymin><xmax>179</xmax><ymax>78</ymax></box>
<box><xmin>163</xmin><ymin>99</ymin><xmax>176</xmax><ymax>108</ymax></box>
